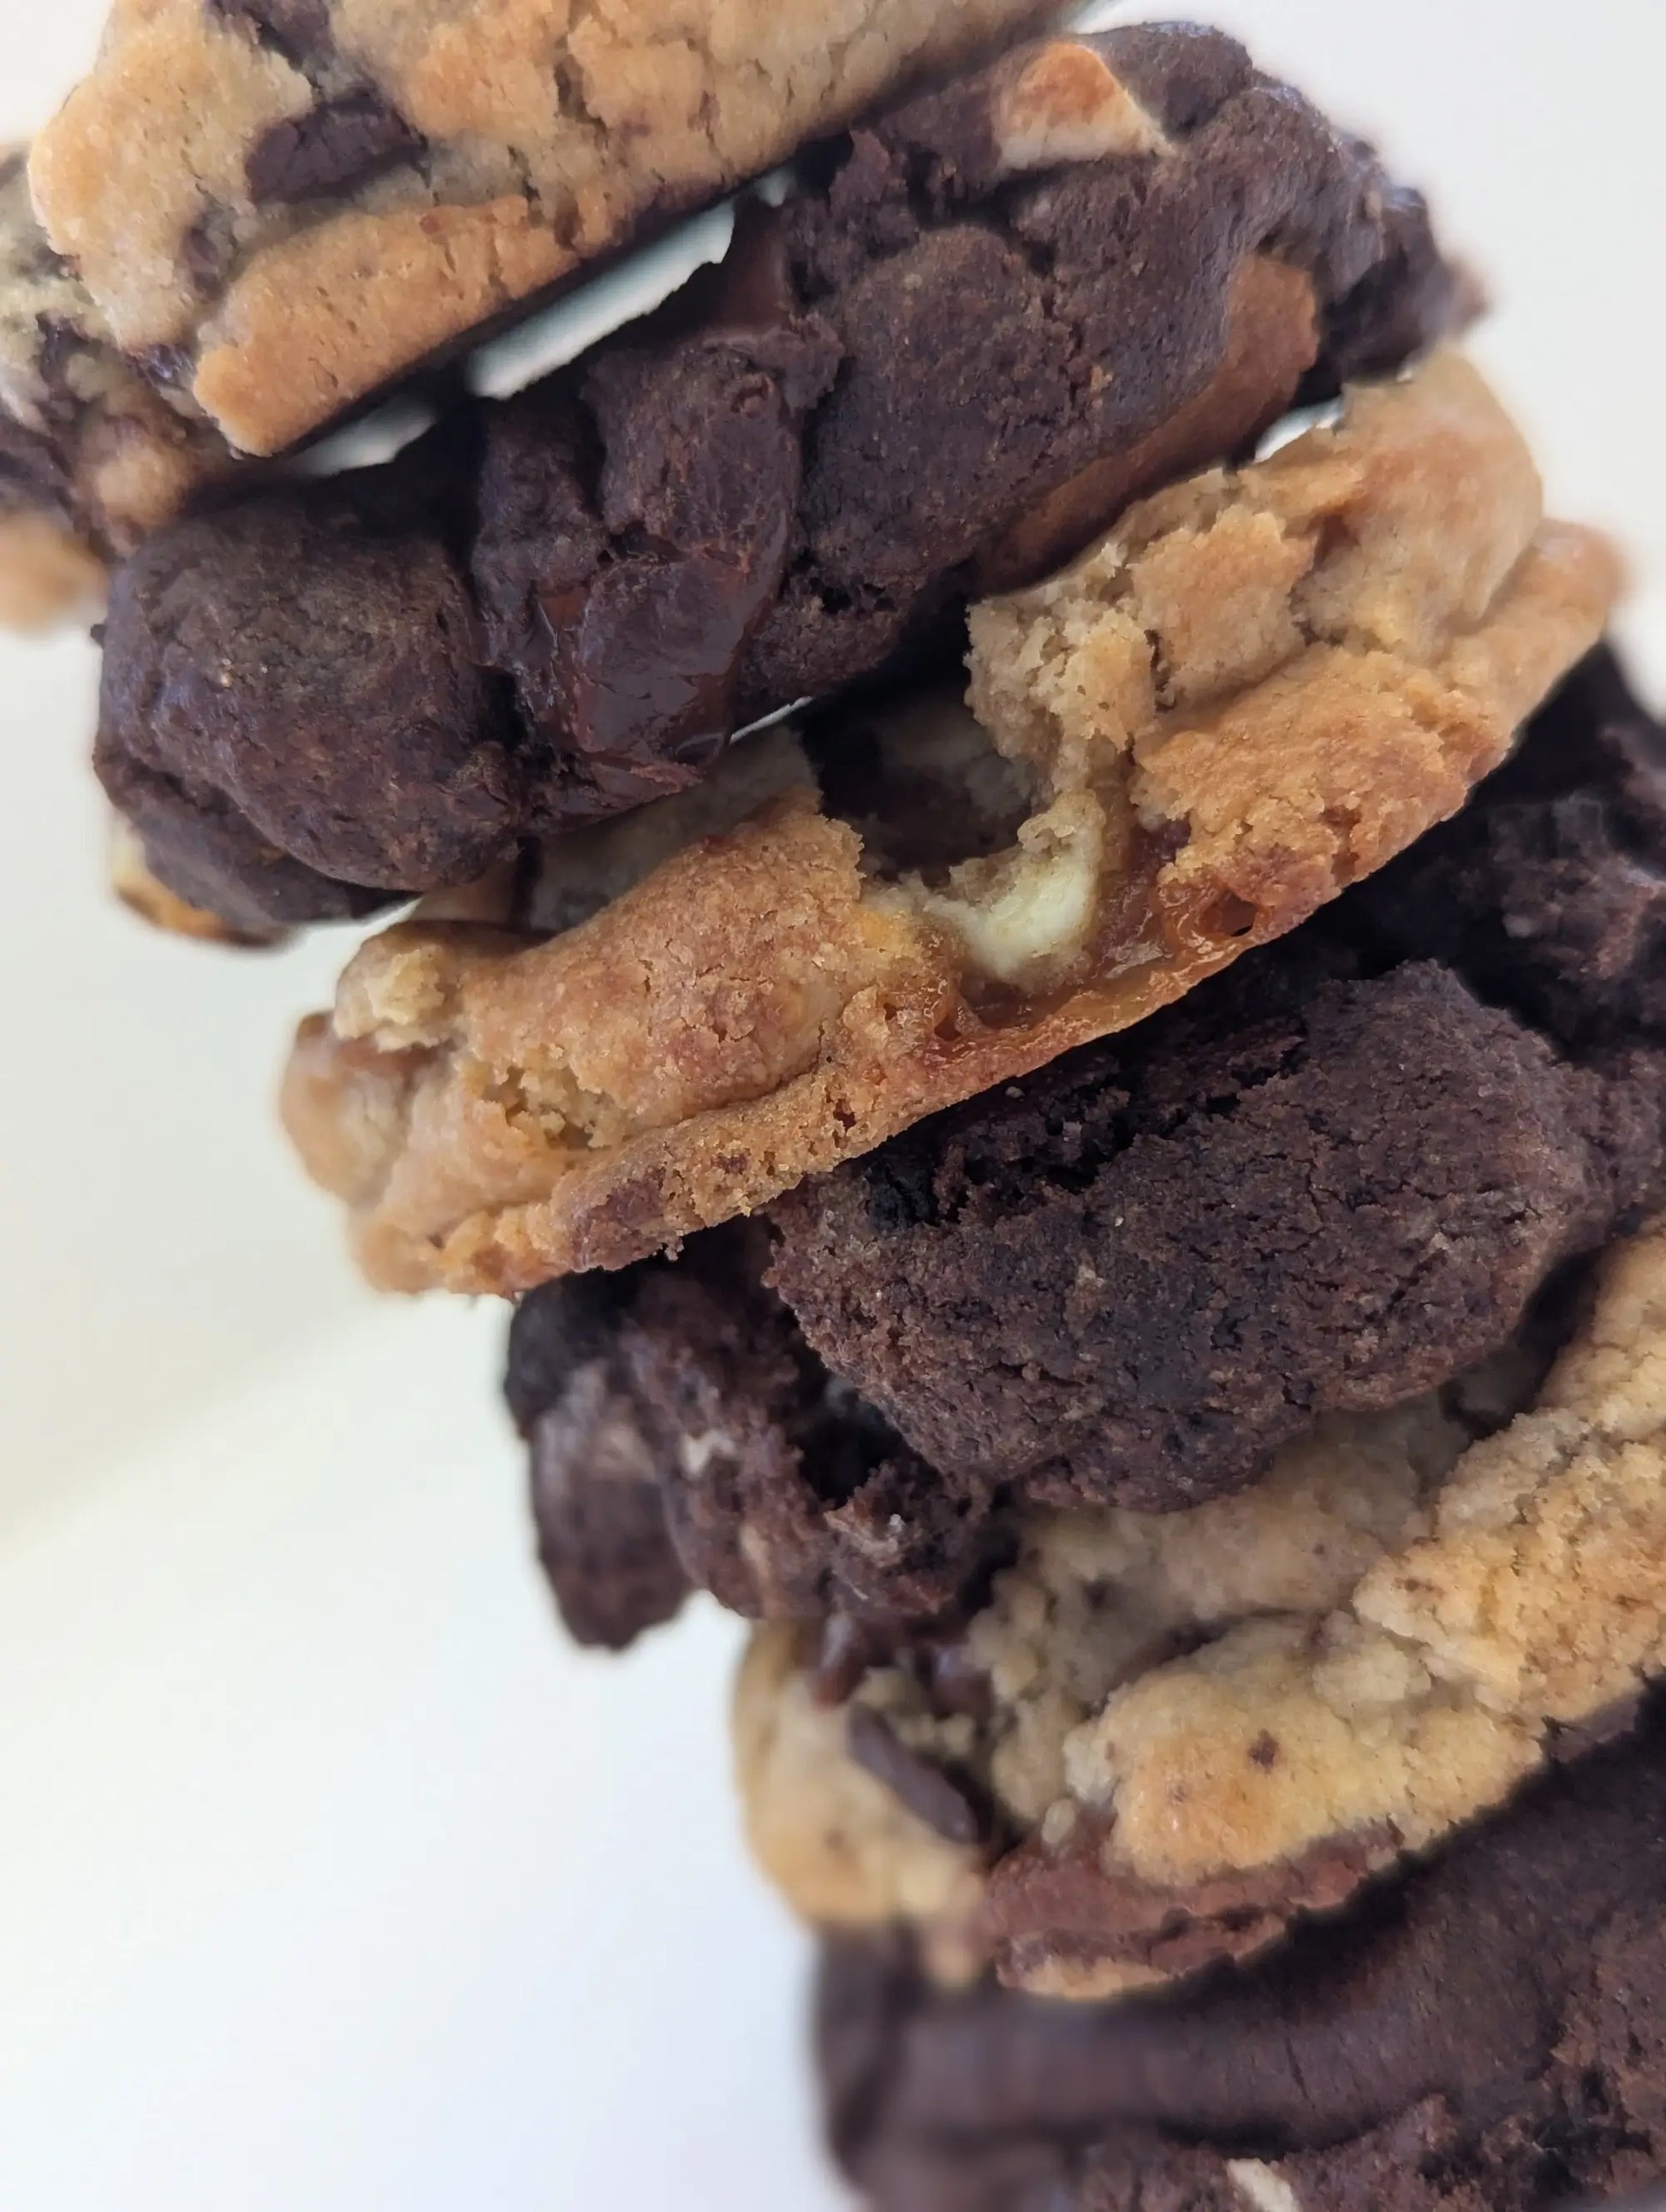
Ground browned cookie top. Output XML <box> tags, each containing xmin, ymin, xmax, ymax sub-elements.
<box><xmin>97</xmin><ymin>24</ymin><xmax>1461</xmax><ymax>926</ymax></box>
<box><xmin>816</xmin><ymin>1703</ymin><xmax>1666</xmax><ymax>2211</ymax></box>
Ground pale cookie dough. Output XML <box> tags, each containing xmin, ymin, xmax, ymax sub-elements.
<box><xmin>0</xmin><ymin>509</ymin><xmax>105</xmax><ymax>631</ymax></box>
<box><xmin>281</xmin><ymin>356</ymin><xmax>1621</xmax><ymax>1292</ymax></box>
<box><xmin>736</xmin><ymin>1217</ymin><xmax>1666</xmax><ymax>2001</ymax></box>
<box><xmin>29</xmin><ymin>0</ymin><xmax>1059</xmax><ymax>456</ymax></box>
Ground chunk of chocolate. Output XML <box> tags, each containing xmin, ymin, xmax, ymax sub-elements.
<box><xmin>95</xmin><ymin>448</ymin><xmax>519</xmax><ymax>914</ymax></box>
<box><xmin>246</xmin><ymin>92</ymin><xmax>420</xmax><ymax>206</ymax></box>
<box><xmin>506</xmin><ymin>1267</ymin><xmax>692</xmax><ymax>1652</ymax></box>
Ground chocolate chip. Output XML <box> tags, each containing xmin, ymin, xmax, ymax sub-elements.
<box><xmin>475</xmin><ymin>324</ymin><xmax>841</xmax><ymax>826</ymax></box>
<box><xmin>209</xmin><ymin>0</ymin><xmax>330</xmax><ymax>65</ymax></box>
<box><xmin>180</xmin><ymin>212</ymin><xmax>235</xmax><ymax>298</ymax></box>
<box><xmin>847</xmin><ymin>1705</ymin><xmax>990</xmax><ymax>1847</ymax></box>
<box><xmin>246</xmin><ymin>92</ymin><xmax>421</xmax><ymax>206</ymax></box>
<box><xmin>0</xmin><ymin>413</ymin><xmax>71</xmax><ymax>513</ymax></box>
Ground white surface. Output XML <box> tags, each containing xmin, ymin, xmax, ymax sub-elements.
<box><xmin>1</xmin><ymin>3</ymin><xmax>1665</xmax><ymax>2208</ymax></box>
<box><xmin>0</xmin><ymin>1297</ymin><xmax>843</xmax><ymax>2212</ymax></box>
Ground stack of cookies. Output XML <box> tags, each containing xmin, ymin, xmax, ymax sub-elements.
<box><xmin>9</xmin><ymin>8</ymin><xmax>1665</xmax><ymax>2207</ymax></box>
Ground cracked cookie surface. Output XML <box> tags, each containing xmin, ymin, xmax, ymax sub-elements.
<box><xmin>735</xmin><ymin>1215</ymin><xmax>1666</xmax><ymax>2000</ymax></box>
<box><xmin>282</xmin><ymin>358</ymin><xmax>1619</xmax><ymax>1290</ymax></box>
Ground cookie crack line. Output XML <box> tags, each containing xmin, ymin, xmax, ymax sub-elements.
<box><xmin>280</xmin><ymin>355</ymin><xmax>1621</xmax><ymax>1294</ymax></box>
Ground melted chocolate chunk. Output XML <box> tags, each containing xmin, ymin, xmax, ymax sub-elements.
<box><xmin>208</xmin><ymin>0</ymin><xmax>330</xmax><ymax>64</ymax></box>
<box><xmin>246</xmin><ymin>92</ymin><xmax>420</xmax><ymax>205</ymax></box>
<box><xmin>474</xmin><ymin>303</ymin><xmax>842</xmax><ymax>823</ymax></box>
<box><xmin>817</xmin><ymin>1699</ymin><xmax>1666</xmax><ymax>2212</ymax></box>
<box><xmin>507</xmin><ymin>1268</ymin><xmax>693</xmax><ymax>1651</ymax></box>
<box><xmin>847</xmin><ymin>1707</ymin><xmax>992</xmax><ymax>1849</ymax></box>
<box><xmin>0</xmin><ymin>413</ymin><xmax>71</xmax><ymax>518</ymax></box>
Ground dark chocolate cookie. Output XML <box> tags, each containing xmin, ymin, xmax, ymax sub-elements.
<box><xmin>1352</xmin><ymin>645</ymin><xmax>1666</xmax><ymax>1050</ymax></box>
<box><xmin>505</xmin><ymin>1265</ymin><xmax>691</xmax><ymax>1651</ymax></box>
<box><xmin>817</xmin><ymin>1699</ymin><xmax>1666</xmax><ymax>2212</ymax></box>
<box><xmin>768</xmin><ymin>946</ymin><xmax>1663</xmax><ymax>1513</ymax></box>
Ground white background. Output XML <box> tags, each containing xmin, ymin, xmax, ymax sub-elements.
<box><xmin>0</xmin><ymin>3</ymin><xmax>1663</xmax><ymax>2206</ymax></box>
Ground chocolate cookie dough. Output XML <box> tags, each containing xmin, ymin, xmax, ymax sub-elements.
<box><xmin>98</xmin><ymin>24</ymin><xmax>1465</xmax><ymax>920</ymax></box>
<box><xmin>283</xmin><ymin>360</ymin><xmax>1617</xmax><ymax>1290</ymax></box>
<box><xmin>29</xmin><ymin>0</ymin><xmax>1056</xmax><ymax>458</ymax></box>
<box><xmin>818</xmin><ymin>1704</ymin><xmax>1666</xmax><ymax>2209</ymax></box>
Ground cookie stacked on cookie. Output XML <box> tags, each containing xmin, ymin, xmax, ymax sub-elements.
<box><xmin>13</xmin><ymin>9</ymin><xmax>1665</xmax><ymax>2208</ymax></box>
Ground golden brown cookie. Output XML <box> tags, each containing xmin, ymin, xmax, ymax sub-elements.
<box><xmin>735</xmin><ymin>1215</ymin><xmax>1666</xmax><ymax>2001</ymax></box>
<box><xmin>282</xmin><ymin>356</ymin><xmax>1621</xmax><ymax>1293</ymax></box>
